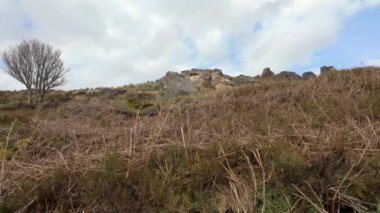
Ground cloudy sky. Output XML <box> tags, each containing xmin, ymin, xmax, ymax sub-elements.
<box><xmin>0</xmin><ymin>0</ymin><xmax>380</xmax><ymax>90</ymax></box>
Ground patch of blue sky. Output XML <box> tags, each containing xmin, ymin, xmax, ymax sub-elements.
<box><xmin>226</xmin><ymin>36</ymin><xmax>242</xmax><ymax>70</ymax></box>
<box><xmin>12</xmin><ymin>0</ymin><xmax>33</xmax><ymax>31</ymax></box>
<box><xmin>177</xmin><ymin>27</ymin><xmax>198</xmax><ymax>61</ymax></box>
<box><xmin>290</xmin><ymin>5</ymin><xmax>380</xmax><ymax>73</ymax></box>
<box><xmin>22</xmin><ymin>15</ymin><xmax>34</xmax><ymax>30</ymax></box>
<box><xmin>182</xmin><ymin>36</ymin><xmax>198</xmax><ymax>61</ymax></box>
<box><xmin>252</xmin><ymin>22</ymin><xmax>263</xmax><ymax>33</ymax></box>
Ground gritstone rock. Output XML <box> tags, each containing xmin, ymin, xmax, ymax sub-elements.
<box><xmin>320</xmin><ymin>66</ymin><xmax>337</xmax><ymax>75</ymax></box>
<box><xmin>261</xmin><ymin>67</ymin><xmax>274</xmax><ymax>77</ymax></box>
<box><xmin>159</xmin><ymin>71</ymin><xmax>198</xmax><ymax>98</ymax></box>
<box><xmin>275</xmin><ymin>71</ymin><xmax>301</xmax><ymax>80</ymax></box>
<box><xmin>302</xmin><ymin>71</ymin><xmax>317</xmax><ymax>80</ymax></box>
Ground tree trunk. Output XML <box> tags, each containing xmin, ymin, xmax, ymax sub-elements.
<box><xmin>27</xmin><ymin>88</ymin><xmax>31</xmax><ymax>104</ymax></box>
<box><xmin>33</xmin><ymin>90</ymin><xmax>38</xmax><ymax>104</ymax></box>
<box><xmin>39</xmin><ymin>94</ymin><xmax>43</xmax><ymax>104</ymax></box>
<box><xmin>38</xmin><ymin>92</ymin><xmax>45</xmax><ymax>104</ymax></box>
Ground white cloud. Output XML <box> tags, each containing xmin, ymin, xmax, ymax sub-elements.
<box><xmin>363</xmin><ymin>59</ymin><xmax>380</xmax><ymax>66</ymax></box>
<box><xmin>0</xmin><ymin>0</ymin><xmax>379</xmax><ymax>89</ymax></box>
<box><xmin>0</xmin><ymin>72</ymin><xmax>24</xmax><ymax>91</ymax></box>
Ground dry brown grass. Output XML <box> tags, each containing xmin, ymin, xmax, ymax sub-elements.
<box><xmin>1</xmin><ymin>67</ymin><xmax>380</xmax><ymax>212</ymax></box>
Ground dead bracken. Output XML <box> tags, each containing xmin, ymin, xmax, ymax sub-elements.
<box><xmin>1</xmin><ymin>66</ymin><xmax>380</xmax><ymax>212</ymax></box>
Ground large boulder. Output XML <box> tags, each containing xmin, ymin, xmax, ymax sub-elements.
<box><xmin>275</xmin><ymin>71</ymin><xmax>301</xmax><ymax>80</ymax></box>
<box><xmin>261</xmin><ymin>67</ymin><xmax>274</xmax><ymax>78</ymax></box>
<box><xmin>159</xmin><ymin>71</ymin><xmax>198</xmax><ymax>98</ymax></box>
<box><xmin>320</xmin><ymin>66</ymin><xmax>337</xmax><ymax>75</ymax></box>
<box><xmin>181</xmin><ymin>68</ymin><xmax>231</xmax><ymax>89</ymax></box>
<box><xmin>302</xmin><ymin>71</ymin><xmax>317</xmax><ymax>80</ymax></box>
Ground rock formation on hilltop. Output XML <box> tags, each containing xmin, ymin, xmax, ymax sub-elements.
<box><xmin>159</xmin><ymin>71</ymin><xmax>198</xmax><ymax>98</ymax></box>
<box><xmin>180</xmin><ymin>68</ymin><xmax>232</xmax><ymax>90</ymax></box>
<box><xmin>159</xmin><ymin>66</ymin><xmax>334</xmax><ymax>98</ymax></box>
<box><xmin>160</xmin><ymin>68</ymin><xmax>235</xmax><ymax>98</ymax></box>
<box><xmin>302</xmin><ymin>71</ymin><xmax>317</xmax><ymax>80</ymax></box>
<box><xmin>261</xmin><ymin>67</ymin><xmax>275</xmax><ymax>77</ymax></box>
<box><xmin>275</xmin><ymin>71</ymin><xmax>301</xmax><ymax>80</ymax></box>
<box><xmin>320</xmin><ymin>66</ymin><xmax>337</xmax><ymax>75</ymax></box>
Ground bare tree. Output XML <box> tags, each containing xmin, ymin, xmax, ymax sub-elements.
<box><xmin>1</xmin><ymin>39</ymin><xmax>68</xmax><ymax>104</ymax></box>
<box><xmin>2</xmin><ymin>40</ymin><xmax>34</xmax><ymax>103</ymax></box>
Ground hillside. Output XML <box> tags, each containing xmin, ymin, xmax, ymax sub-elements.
<box><xmin>1</xmin><ymin>67</ymin><xmax>380</xmax><ymax>212</ymax></box>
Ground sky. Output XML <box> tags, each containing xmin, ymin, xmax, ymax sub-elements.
<box><xmin>0</xmin><ymin>0</ymin><xmax>380</xmax><ymax>90</ymax></box>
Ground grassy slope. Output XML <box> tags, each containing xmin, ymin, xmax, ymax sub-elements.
<box><xmin>1</xmin><ymin>67</ymin><xmax>380</xmax><ymax>212</ymax></box>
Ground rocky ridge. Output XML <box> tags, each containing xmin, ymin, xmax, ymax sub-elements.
<box><xmin>160</xmin><ymin>66</ymin><xmax>333</xmax><ymax>98</ymax></box>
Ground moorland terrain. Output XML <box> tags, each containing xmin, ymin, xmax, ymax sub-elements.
<box><xmin>1</xmin><ymin>66</ymin><xmax>380</xmax><ymax>212</ymax></box>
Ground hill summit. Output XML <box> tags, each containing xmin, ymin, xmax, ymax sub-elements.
<box><xmin>159</xmin><ymin>66</ymin><xmax>319</xmax><ymax>98</ymax></box>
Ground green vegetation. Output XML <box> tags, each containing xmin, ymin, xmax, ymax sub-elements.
<box><xmin>122</xmin><ymin>81</ymin><xmax>160</xmax><ymax>92</ymax></box>
<box><xmin>124</xmin><ymin>94</ymin><xmax>155</xmax><ymax>110</ymax></box>
<box><xmin>1</xmin><ymin>67</ymin><xmax>380</xmax><ymax>212</ymax></box>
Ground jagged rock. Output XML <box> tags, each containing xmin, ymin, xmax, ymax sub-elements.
<box><xmin>275</xmin><ymin>71</ymin><xmax>301</xmax><ymax>80</ymax></box>
<box><xmin>261</xmin><ymin>67</ymin><xmax>274</xmax><ymax>77</ymax></box>
<box><xmin>302</xmin><ymin>71</ymin><xmax>317</xmax><ymax>80</ymax></box>
<box><xmin>181</xmin><ymin>68</ymin><xmax>231</xmax><ymax>89</ymax></box>
<box><xmin>159</xmin><ymin>71</ymin><xmax>198</xmax><ymax>98</ymax></box>
<box><xmin>203</xmin><ymin>73</ymin><xmax>212</xmax><ymax>81</ymax></box>
<box><xmin>320</xmin><ymin>66</ymin><xmax>337</xmax><ymax>75</ymax></box>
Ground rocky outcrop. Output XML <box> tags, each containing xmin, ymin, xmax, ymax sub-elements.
<box><xmin>181</xmin><ymin>68</ymin><xmax>223</xmax><ymax>77</ymax></box>
<box><xmin>158</xmin><ymin>66</ymin><xmax>331</xmax><ymax>98</ymax></box>
<box><xmin>180</xmin><ymin>68</ymin><xmax>231</xmax><ymax>89</ymax></box>
<box><xmin>159</xmin><ymin>71</ymin><xmax>198</xmax><ymax>98</ymax></box>
<box><xmin>320</xmin><ymin>66</ymin><xmax>337</xmax><ymax>75</ymax></box>
<box><xmin>159</xmin><ymin>68</ymin><xmax>235</xmax><ymax>98</ymax></box>
<box><xmin>302</xmin><ymin>71</ymin><xmax>317</xmax><ymax>80</ymax></box>
<box><xmin>261</xmin><ymin>67</ymin><xmax>274</xmax><ymax>78</ymax></box>
<box><xmin>275</xmin><ymin>71</ymin><xmax>301</xmax><ymax>80</ymax></box>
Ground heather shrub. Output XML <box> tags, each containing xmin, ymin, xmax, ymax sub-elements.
<box><xmin>1</xmin><ymin>67</ymin><xmax>380</xmax><ymax>212</ymax></box>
